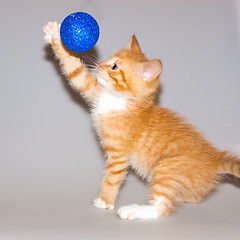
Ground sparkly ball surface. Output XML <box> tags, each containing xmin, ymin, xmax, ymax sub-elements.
<box><xmin>60</xmin><ymin>12</ymin><xmax>100</xmax><ymax>52</ymax></box>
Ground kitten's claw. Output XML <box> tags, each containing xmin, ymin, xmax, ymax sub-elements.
<box><xmin>93</xmin><ymin>197</ymin><xmax>114</xmax><ymax>210</ymax></box>
<box><xmin>43</xmin><ymin>21</ymin><xmax>61</xmax><ymax>44</ymax></box>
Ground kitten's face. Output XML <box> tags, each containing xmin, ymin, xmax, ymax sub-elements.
<box><xmin>97</xmin><ymin>36</ymin><xmax>162</xmax><ymax>99</ymax></box>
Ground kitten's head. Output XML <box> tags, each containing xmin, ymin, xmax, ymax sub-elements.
<box><xmin>97</xmin><ymin>35</ymin><xmax>162</xmax><ymax>99</ymax></box>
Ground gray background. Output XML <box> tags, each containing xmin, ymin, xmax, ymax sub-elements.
<box><xmin>0</xmin><ymin>0</ymin><xmax>240</xmax><ymax>239</ymax></box>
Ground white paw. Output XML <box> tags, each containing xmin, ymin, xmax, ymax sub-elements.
<box><xmin>93</xmin><ymin>197</ymin><xmax>114</xmax><ymax>210</ymax></box>
<box><xmin>118</xmin><ymin>204</ymin><xmax>158</xmax><ymax>220</ymax></box>
<box><xmin>43</xmin><ymin>21</ymin><xmax>61</xmax><ymax>44</ymax></box>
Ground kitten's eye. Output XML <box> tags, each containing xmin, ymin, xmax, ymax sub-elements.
<box><xmin>111</xmin><ymin>63</ymin><xmax>118</xmax><ymax>70</ymax></box>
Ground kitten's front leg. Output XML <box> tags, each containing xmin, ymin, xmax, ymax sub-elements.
<box><xmin>94</xmin><ymin>154</ymin><xmax>129</xmax><ymax>210</ymax></box>
<box><xmin>43</xmin><ymin>21</ymin><xmax>102</xmax><ymax>103</ymax></box>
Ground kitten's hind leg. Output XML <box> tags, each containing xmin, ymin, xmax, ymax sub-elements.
<box><xmin>118</xmin><ymin>171</ymin><xmax>175</xmax><ymax>220</ymax></box>
<box><xmin>118</xmin><ymin>196</ymin><xmax>173</xmax><ymax>220</ymax></box>
<box><xmin>118</xmin><ymin>160</ymin><xmax>184</xmax><ymax>220</ymax></box>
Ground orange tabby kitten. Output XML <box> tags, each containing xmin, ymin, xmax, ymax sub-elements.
<box><xmin>44</xmin><ymin>21</ymin><xmax>240</xmax><ymax>220</ymax></box>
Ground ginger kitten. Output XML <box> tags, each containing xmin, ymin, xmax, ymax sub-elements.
<box><xmin>44</xmin><ymin>21</ymin><xmax>240</xmax><ymax>220</ymax></box>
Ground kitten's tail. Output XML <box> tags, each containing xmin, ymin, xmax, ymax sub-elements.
<box><xmin>217</xmin><ymin>151</ymin><xmax>240</xmax><ymax>178</ymax></box>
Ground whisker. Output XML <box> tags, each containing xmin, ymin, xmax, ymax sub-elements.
<box><xmin>88</xmin><ymin>54</ymin><xmax>99</xmax><ymax>61</ymax></box>
<box><xmin>86</xmin><ymin>63</ymin><xmax>98</xmax><ymax>68</ymax></box>
<box><xmin>82</xmin><ymin>54</ymin><xmax>99</xmax><ymax>64</ymax></box>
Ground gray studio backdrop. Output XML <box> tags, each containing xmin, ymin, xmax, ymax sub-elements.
<box><xmin>0</xmin><ymin>0</ymin><xmax>240</xmax><ymax>240</ymax></box>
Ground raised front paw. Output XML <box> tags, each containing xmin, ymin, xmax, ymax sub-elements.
<box><xmin>93</xmin><ymin>197</ymin><xmax>114</xmax><ymax>210</ymax></box>
<box><xmin>43</xmin><ymin>21</ymin><xmax>61</xmax><ymax>44</ymax></box>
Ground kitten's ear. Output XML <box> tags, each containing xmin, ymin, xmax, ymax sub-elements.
<box><xmin>138</xmin><ymin>60</ymin><xmax>162</xmax><ymax>81</ymax></box>
<box><xmin>129</xmin><ymin>35</ymin><xmax>142</xmax><ymax>53</ymax></box>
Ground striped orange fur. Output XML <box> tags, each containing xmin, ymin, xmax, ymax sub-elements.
<box><xmin>68</xmin><ymin>66</ymin><xmax>84</xmax><ymax>79</ymax></box>
<box><xmin>44</xmin><ymin>22</ymin><xmax>240</xmax><ymax>220</ymax></box>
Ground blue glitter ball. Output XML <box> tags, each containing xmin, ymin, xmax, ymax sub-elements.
<box><xmin>60</xmin><ymin>12</ymin><xmax>100</xmax><ymax>52</ymax></box>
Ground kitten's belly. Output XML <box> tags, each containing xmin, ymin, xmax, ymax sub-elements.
<box><xmin>130</xmin><ymin>153</ymin><xmax>152</xmax><ymax>181</ymax></box>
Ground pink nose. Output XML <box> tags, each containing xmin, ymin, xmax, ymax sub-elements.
<box><xmin>97</xmin><ymin>63</ymin><xmax>102</xmax><ymax>68</ymax></box>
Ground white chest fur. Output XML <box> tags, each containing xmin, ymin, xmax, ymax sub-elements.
<box><xmin>94</xmin><ymin>90</ymin><xmax>128</xmax><ymax>115</ymax></box>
